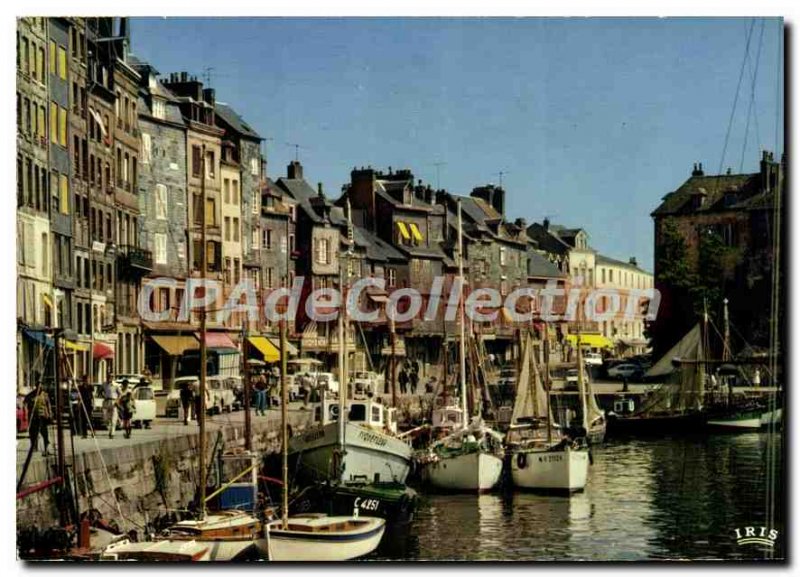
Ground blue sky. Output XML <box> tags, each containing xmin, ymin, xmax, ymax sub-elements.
<box><xmin>130</xmin><ymin>17</ymin><xmax>784</xmax><ymax>271</ymax></box>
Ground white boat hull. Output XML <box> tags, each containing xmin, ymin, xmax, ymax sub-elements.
<box><xmin>266</xmin><ymin>517</ymin><xmax>385</xmax><ymax>561</ymax></box>
<box><xmin>289</xmin><ymin>422</ymin><xmax>412</xmax><ymax>484</ymax></box>
<box><xmin>511</xmin><ymin>447</ymin><xmax>589</xmax><ymax>492</ymax></box>
<box><xmin>760</xmin><ymin>408</ymin><xmax>782</xmax><ymax>427</ymax></box>
<box><xmin>423</xmin><ymin>450</ymin><xmax>504</xmax><ymax>492</ymax></box>
<box><xmin>707</xmin><ymin>417</ymin><xmax>763</xmax><ymax>430</ymax></box>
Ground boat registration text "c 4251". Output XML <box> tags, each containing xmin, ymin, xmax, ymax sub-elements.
<box><xmin>358</xmin><ymin>430</ymin><xmax>388</xmax><ymax>447</ymax></box>
<box><xmin>538</xmin><ymin>454</ymin><xmax>563</xmax><ymax>463</ymax></box>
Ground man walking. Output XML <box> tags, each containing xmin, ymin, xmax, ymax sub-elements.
<box><xmin>103</xmin><ymin>377</ymin><xmax>119</xmax><ymax>439</ymax></box>
<box><xmin>409</xmin><ymin>365</ymin><xmax>419</xmax><ymax>395</ymax></box>
<box><xmin>180</xmin><ymin>378</ymin><xmax>195</xmax><ymax>425</ymax></box>
<box><xmin>77</xmin><ymin>374</ymin><xmax>94</xmax><ymax>439</ymax></box>
<box><xmin>398</xmin><ymin>367</ymin><xmax>408</xmax><ymax>395</ymax></box>
<box><xmin>117</xmin><ymin>381</ymin><xmax>135</xmax><ymax>439</ymax></box>
<box><xmin>27</xmin><ymin>382</ymin><xmax>52</xmax><ymax>455</ymax></box>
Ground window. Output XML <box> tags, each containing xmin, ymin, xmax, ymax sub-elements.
<box><xmin>155</xmin><ymin>184</ymin><xmax>168</xmax><ymax>220</ymax></box>
<box><xmin>154</xmin><ymin>233</ymin><xmax>167</xmax><ymax>264</ymax></box>
<box><xmin>387</xmin><ymin>268</ymin><xmax>397</xmax><ymax>288</ymax></box>
<box><xmin>224</xmin><ymin>257</ymin><xmax>232</xmax><ymax>283</ymax></box>
<box><xmin>289</xmin><ymin>233</ymin><xmax>295</xmax><ymax>253</ymax></box>
<box><xmin>41</xmin><ymin>232</ymin><xmax>48</xmax><ymax>276</ymax></box>
<box><xmin>152</xmin><ymin>98</ymin><xmax>165</xmax><ymax>120</ymax></box>
<box><xmin>233</xmin><ymin>218</ymin><xmax>240</xmax><ymax>242</ymax></box>
<box><xmin>59</xmin><ymin>174</ymin><xmax>69</xmax><ymax>214</ymax></box>
<box><xmin>50</xmin><ymin>101</ymin><xmax>58</xmax><ymax>143</ymax></box>
<box><xmin>223</xmin><ymin>178</ymin><xmax>230</xmax><ymax>204</ymax></box>
<box><xmin>191</xmin><ymin>145</ymin><xmax>201</xmax><ymax>177</ymax></box>
<box><xmin>58</xmin><ymin>106</ymin><xmax>67</xmax><ymax>146</ymax></box>
<box><xmin>232</xmin><ymin>180</ymin><xmax>239</xmax><ymax>205</ymax></box>
<box><xmin>252</xmin><ymin>190</ymin><xmax>259</xmax><ymax>214</ymax></box>
<box><xmin>234</xmin><ymin>258</ymin><xmax>240</xmax><ymax>284</ymax></box>
<box><xmin>265</xmin><ymin>229</ymin><xmax>273</xmax><ymax>249</ymax></box>
<box><xmin>205</xmin><ymin>197</ymin><xmax>216</xmax><ymax>226</ymax></box>
<box><xmin>251</xmin><ymin>228</ymin><xmax>259</xmax><ymax>249</ymax></box>
<box><xmin>250</xmin><ymin>157</ymin><xmax>259</xmax><ymax>176</ymax></box>
<box><xmin>499</xmin><ymin>247</ymin><xmax>506</xmax><ymax>266</ymax></box>
<box><xmin>57</xmin><ymin>45</ymin><xmax>67</xmax><ymax>80</ymax></box>
<box><xmin>141</xmin><ymin>133</ymin><xmax>151</xmax><ymax>164</ymax></box>
<box><xmin>36</xmin><ymin>47</ymin><xmax>44</xmax><ymax>83</ymax></box>
<box><xmin>49</xmin><ymin>40</ymin><xmax>56</xmax><ymax>74</ymax></box>
<box><xmin>224</xmin><ymin>216</ymin><xmax>231</xmax><ymax>241</ymax></box>
<box><xmin>37</xmin><ymin>104</ymin><xmax>45</xmax><ymax>140</ymax></box>
<box><xmin>266</xmin><ymin>267</ymin><xmax>274</xmax><ymax>289</ymax></box>
<box><xmin>316</xmin><ymin>238</ymin><xmax>329</xmax><ymax>264</ymax></box>
<box><xmin>205</xmin><ymin>151</ymin><xmax>215</xmax><ymax>179</ymax></box>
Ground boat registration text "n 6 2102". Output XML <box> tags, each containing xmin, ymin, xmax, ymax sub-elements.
<box><xmin>538</xmin><ymin>454</ymin><xmax>564</xmax><ymax>463</ymax></box>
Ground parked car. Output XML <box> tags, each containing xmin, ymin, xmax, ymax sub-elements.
<box><xmin>564</xmin><ymin>368</ymin><xmax>591</xmax><ymax>391</ymax></box>
<box><xmin>131</xmin><ymin>384</ymin><xmax>156</xmax><ymax>429</ymax></box>
<box><xmin>207</xmin><ymin>375</ymin><xmax>236</xmax><ymax>414</ymax></box>
<box><xmin>167</xmin><ymin>377</ymin><xmax>216</xmax><ymax>417</ymax></box>
<box><xmin>608</xmin><ymin>363</ymin><xmax>643</xmax><ymax>380</ymax></box>
<box><xmin>584</xmin><ymin>352</ymin><xmax>603</xmax><ymax>366</ymax></box>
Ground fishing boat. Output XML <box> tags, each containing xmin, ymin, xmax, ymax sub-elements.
<box><xmin>419</xmin><ymin>200</ymin><xmax>504</xmax><ymax>493</ymax></box>
<box><xmin>507</xmin><ymin>331</ymin><xmax>590</xmax><ymax>493</ymax></box>
<box><xmin>100</xmin><ymin>539</ymin><xmax>211</xmax><ymax>562</ymax></box>
<box><xmin>606</xmin><ymin>323</ymin><xmax>708</xmax><ymax>436</ymax></box>
<box><xmin>292</xmin><ymin>480</ymin><xmax>418</xmax><ymax>525</ymax></box>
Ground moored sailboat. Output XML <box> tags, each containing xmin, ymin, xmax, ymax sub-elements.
<box><xmin>507</xmin><ymin>331</ymin><xmax>590</xmax><ymax>493</ymax></box>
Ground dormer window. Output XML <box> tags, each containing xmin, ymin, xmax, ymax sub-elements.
<box><xmin>152</xmin><ymin>98</ymin><xmax>165</xmax><ymax>120</ymax></box>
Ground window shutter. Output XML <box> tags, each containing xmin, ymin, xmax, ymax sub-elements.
<box><xmin>155</xmin><ymin>184</ymin><xmax>167</xmax><ymax>220</ymax></box>
<box><xmin>142</xmin><ymin>133</ymin><xmax>151</xmax><ymax>164</ymax></box>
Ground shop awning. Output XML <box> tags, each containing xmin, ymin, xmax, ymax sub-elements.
<box><xmin>23</xmin><ymin>328</ymin><xmax>53</xmax><ymax>348</ymax></box>
<box><xmin>248</xmin><ymin>336</ymin><xmax>280</xmax><ymax>363</ymax></box>
<box><xmin>268</xmin><ymin>336</ymin><xmax>298</xmax><ymax>356</ymax></box>
<box><xmin>565</xmin><ymin>334</ymin><xmax>614</xmax><ymax>349</ymax></box>
<box><xmin>64</xmin><ymin>340</ymin><xmax>89</xmax><ymax>352</ymax></box>
<box><xmin>93</xmin><ymin>342</ymin><xmax>115</xmax><ymax>360</ymax></box>
<box><xmin>196</xmin><ymin>332</ymin><xmax>238</xmax><ymax>350</ymax></box>
<box><xmin>396</xmin><ymin>222</ymin><xmax>411</xmax><ymax>240</ymax></box>
<box><xmin>151</xmin><ymin>335</ymin><xmax>199</xmax><ymax>356</ymax></box>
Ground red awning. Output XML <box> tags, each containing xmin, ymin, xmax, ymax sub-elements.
<box><xmin>195</xmin><ymin>332</ymin><xmax>238</xmax><ymax>349</ymax></box>
<box><xmin>93</xmin><ymin>342</ymin><xmax>115</xmax><ymax>360</ymax></box>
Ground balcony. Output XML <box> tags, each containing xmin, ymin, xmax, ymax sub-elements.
<box><xmin>117</xmin><ymin>244</ymin><xmax>153</xmax><ymax>279</ymax></box>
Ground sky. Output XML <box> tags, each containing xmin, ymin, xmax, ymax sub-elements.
<box><xmin>129</xmin><ymin>17</ymin><xmax>784</xmax><ymax>271</ymax></box>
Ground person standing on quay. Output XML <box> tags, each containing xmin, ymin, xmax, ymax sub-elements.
<box><xmin>398</xmin><ymin>367</ymin><xmax>409</xmax><ymax>395</ymax></box>
<box><xmin>103</xmin><ymin>377</ymin><xmax>119</xmax><ymax>439</ymax></box>
<box><xmin>180</xmin><ymin>379</ymin><xmax>195</xmax><ymax>425</ymax></box>
<box><xmin>409</xmin><ymin>365</ymin><xmax>419</xmax><ymax>395</ymax></box>
<box><xmin>27</xmin><ymin>382</ymin><xmax>52</xmax><ymax>455</ymax></box>
<box><xmin>77</xmin><ymin>374</ymin><xmax>94</xmax><ymax>439</ymax></box>
<box><xmin>117</xmin><ymin>381</ymin><xmax>136</xmax><ymax>439</ymax></box>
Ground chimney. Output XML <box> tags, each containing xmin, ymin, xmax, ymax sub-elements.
<box><xmin>514</xmin><ymin>217</ymin><xmax>527</xmax><ymax>229</ymax></box>
<box><xmin>543</xmin><ymin>217</ymin><xmax>550</xmax><ymax>231</ymax></box>
<box><xmin>203</xmin><ymin>88</ymin><xmax>215</xmax><ymax>106</ymax></box>
<box><xmin>317</xmin><ymin>182</ymin><xmax>324</xmax><ymax>197</ymax></box>
<box><xmin>691</xmin><ymin>162</ymin><xmax>704</xmax><ymax>177</ymax></box>
<box><xmin>470</xmin><ymin>184</ymin><xmax>504</xmax><ymax>217</ymax></box>
<box><xmin>629</xmin><ymin>257</ymin><xmax>638</xmax><ymax>267</ymax></box>
<box><xmin>288</xmin><ymin>160</ymin><xmax>303</xmax><ymax>180</ymax></box>
<box><xmin>760</xmin><ymin>150</ymin><xmax>777</xmax><ymax>193</ymax></box>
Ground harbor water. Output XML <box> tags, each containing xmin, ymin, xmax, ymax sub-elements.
<box><xmin>373</xmin><ymin>432</ymin><xmax>784</xmax><ymax>561</ymax></box>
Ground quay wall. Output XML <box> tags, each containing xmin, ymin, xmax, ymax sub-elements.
<box><xmin>16</xmin><ymin>412</ymin><xmax>313</xmax><ymax>531</ymax></box>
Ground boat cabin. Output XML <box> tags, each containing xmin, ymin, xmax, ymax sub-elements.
<box><xmin>312</xmin><ymin>396</ymin><xmax>397</xmax><ymax>434</ymax></box>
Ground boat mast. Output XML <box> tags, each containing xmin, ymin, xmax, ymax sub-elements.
<box><xmin>576</xmin><ymin>331</ymin><xmax>588</xmax><ymax>433</ymax></box>
<box><xmin>543</xmin><ymin>323</ymin><xmax>553</xmax><ymax>444</ymax></box>
<box><xmin>456</xmin><ymin>200</ymin><xmax>468</xmax><ymax>429</ymax></box>
<box><xmin>280</xmin><ymin>280</ymin><xmax>288</xmax><ymax>529</ymax></box>
<box><xmin>723</xmin><ymin>297</ymin><xmax>732</xmax><ymax>405</ymax></box>
<box><xmin>199</xmin><ymin>145</ymin><xmax>208</xmax><ymax>519</ymax></box>
<box><xmin>337</xmin><ymin>229</ymin><xmax>347</xmax><ymax>478</ymax></box>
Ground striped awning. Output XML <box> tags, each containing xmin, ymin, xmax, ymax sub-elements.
<box><xmin>409</xmin><ymin>223</ymin><xmax>424</xmax><ymax>242</ymax></box>
<box><xmin>248</xmin><ymin>336</ymin><xmax>280</xmax><ymax>363</ymax></box>
<box><xmin>196</xmin><ymin>332</ymin><xmax>238</xmax><ymax>350</ymax></box>
<box><xmin>396</xmin><ymin>222</ymin><xmax>411</xmax><ymax>240</ymax></box>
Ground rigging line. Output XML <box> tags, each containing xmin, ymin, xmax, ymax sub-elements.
<box><xmin>739</xmin><ymin>19</ymin><xmax>766</xmax><ymax>173</ymax></box>
<box><xmin>715</xmin><ymin>18</ymin><xmax>756</xmax><ymax>191</ymax></box>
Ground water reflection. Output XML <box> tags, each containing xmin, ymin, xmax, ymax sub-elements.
<box><xmin>381</xmin><ymin>433</ymin><xmax>782</xmax><ymax>561</ymax></box>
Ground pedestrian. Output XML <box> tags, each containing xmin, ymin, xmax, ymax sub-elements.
<box><xmin>117</xmin><ymin>381</ymin><xmax>136</xmax><ymax>439</ymax></box>
<box><xmin>77</xmin><ymin>374</ymin><xmax>94</xmax><ymax>439</ymax></box>
<box><xmin>255</xmin><ymin>376</ymin><xmax>267</xmax><ymax>416</ymax></box>
<box><xmin>180</xmin><ymin>379</ymin><xmax>195</xmax><ymax>425</ymax></box>
<box><xmin>300</xmin><ymin>373</ymin><xmax>313</xmax><ymax>407</ymax></box>
<box><xmin>398</xmin><ymin>368</ymin><xmax>409</xmax><ymax>395</ymax></box>
<box><xmin>753</xmin><ymin>368</ymin><xmax>761</xmax><ymax>388</ymax></box>
<box><xmin>409</xmin><ymin>367</ymin><xmax>419</xmax><ymax>395</ymax></box>
<box><xmin>27</xmin><ymin>382</ymin><xmax>52</xmax><ymax>455</ymax></box>
<box><xmin>103</xmin><ymin>378</ymin><xmax>119</xmax><ymax>439</ymax></box>
<box><xmin>622</xmin><ymin>376</ymin><xmax>629</xmax><ymax>393</ymax></box>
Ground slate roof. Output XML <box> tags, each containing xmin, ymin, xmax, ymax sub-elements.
<box><xmin>215</xmin><ymin>102</ymin><xmax>262</xmax><ymax>140</ymax></box>
<box><xmin>528</xmin><ymin>250</ymin><xmax>567</xmax><ymax>279</ymax></box>
<box><xmin>353</xmin><ymin>226</ymin><xmax>407</xmax><ymax>263</ymax></box>
<box><xmin>275</xmin><ymin>178</ymin><xmax>325</xmax><ymax>223</ymax></box>
<box><xmin>596</xmin><ymin>254</ymin><xmax>649</xmax><ymax>274</ymax></box>
<box><xmin>651</xmin><ymin>173</ymin><xmax>762</xmax><ymax>217</ymax></box>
